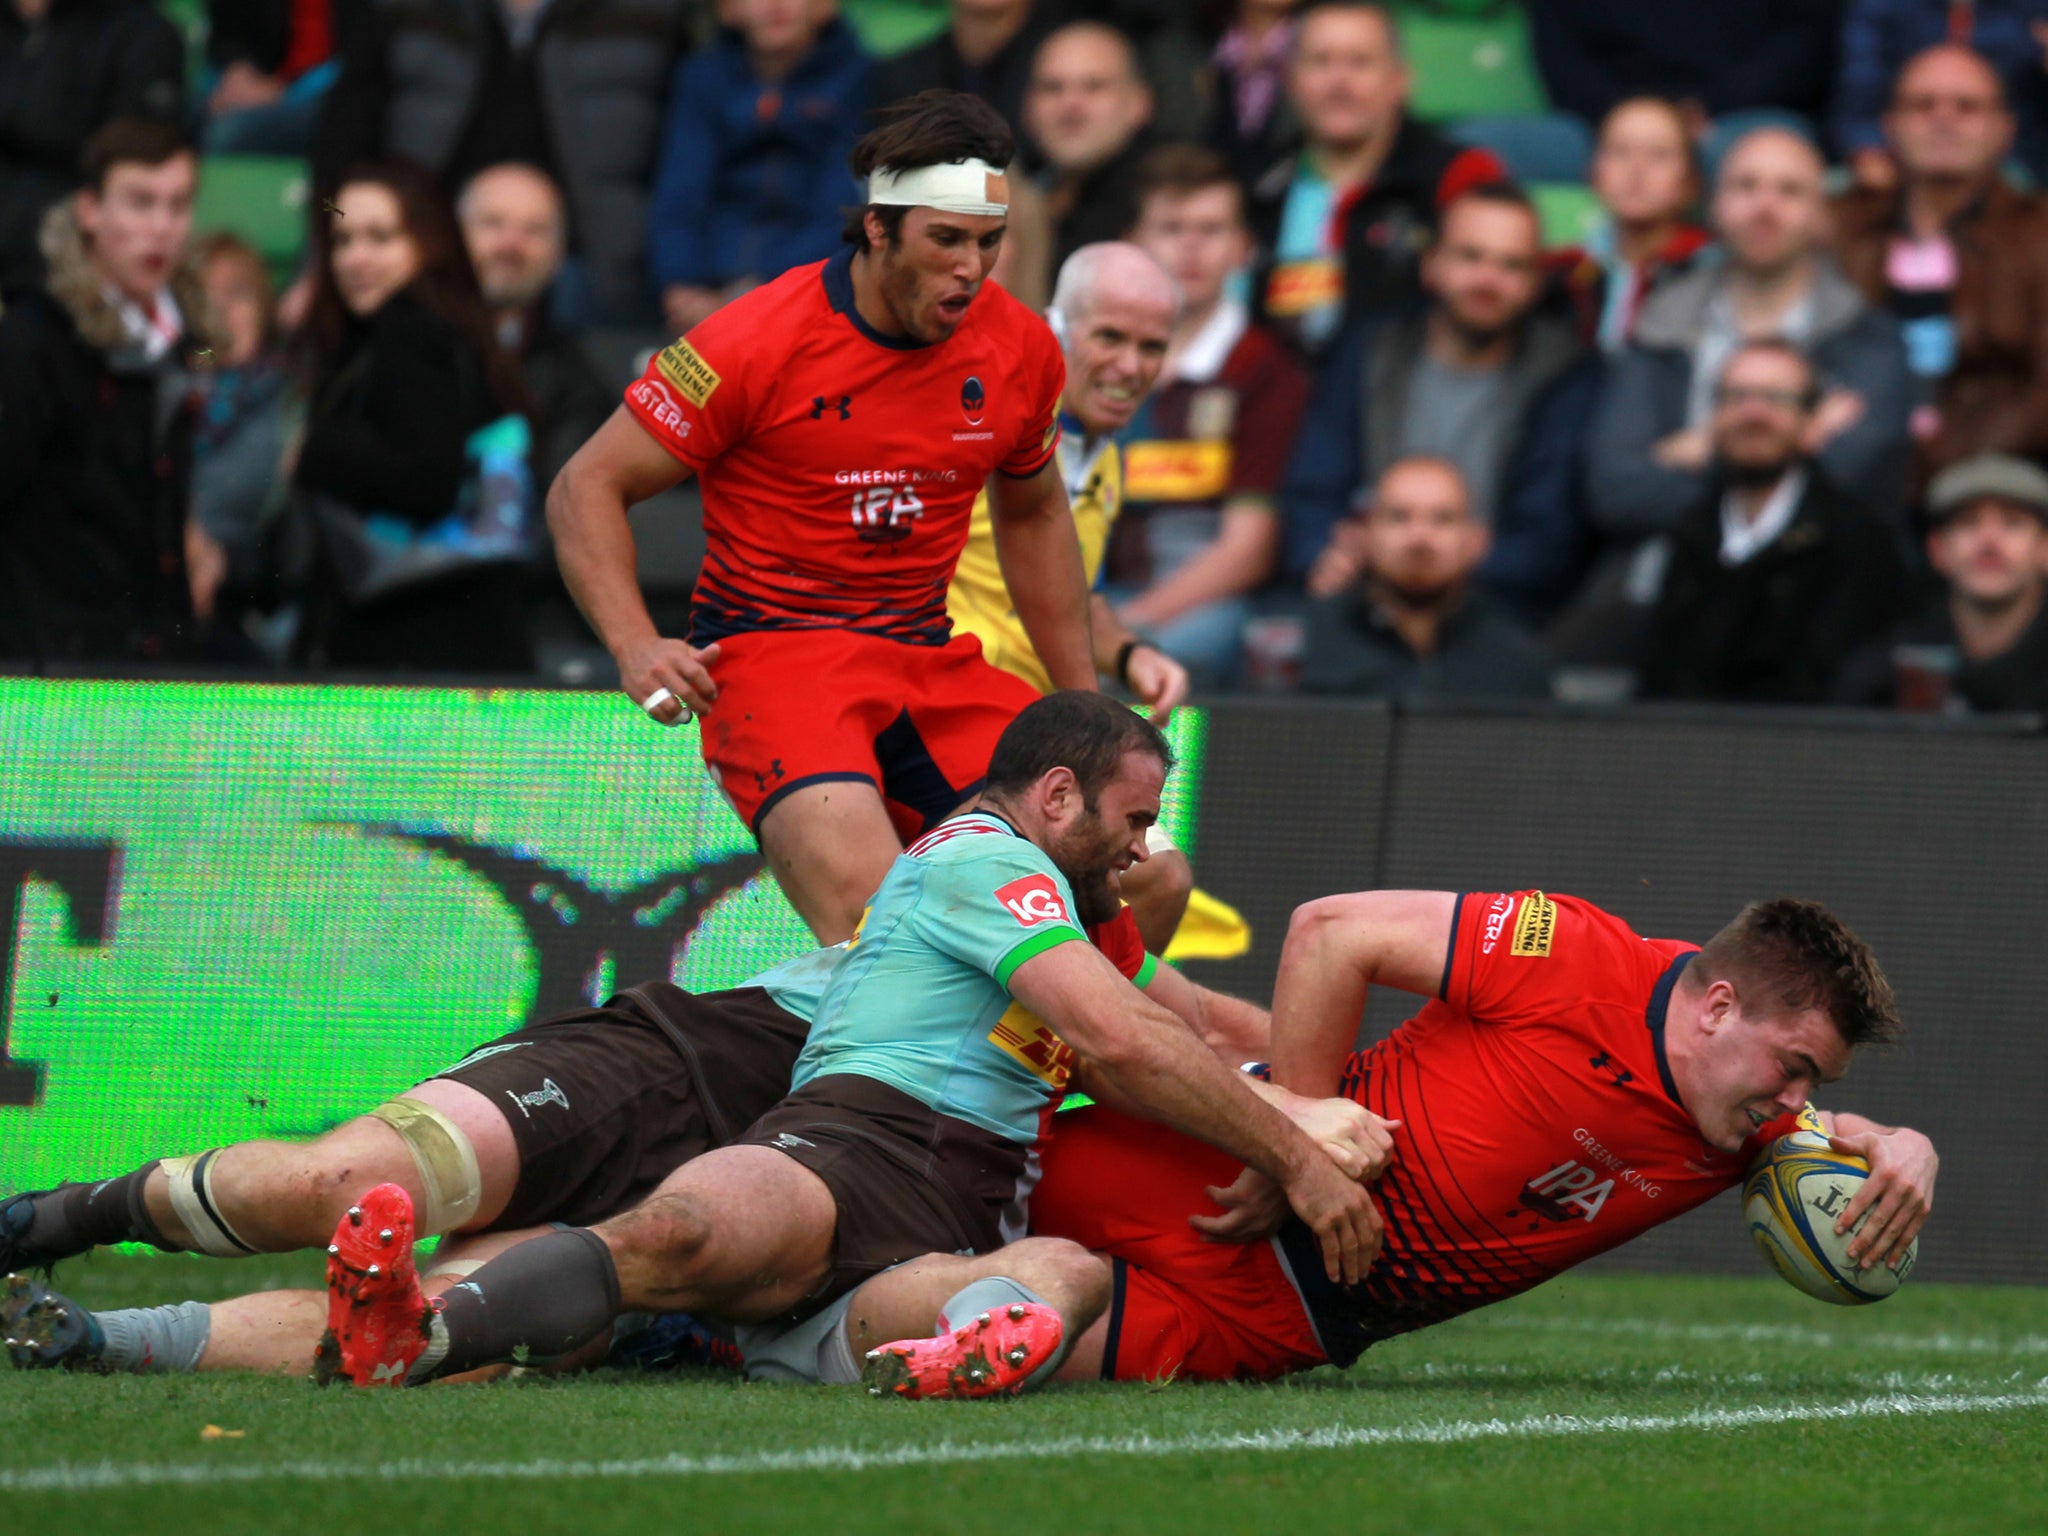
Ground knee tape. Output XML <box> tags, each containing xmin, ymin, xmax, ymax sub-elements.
<box><xmin>369</xmin><ymin>1097</ymin><xmax>482</xmax><ymax>1233</ymax></box>
<box><xmin>1144</xmin><ymin>825</ymin><xmax>1178</xmax><ymax>857</ymax></box>
<box><xmin>159</xmin><ymin>1150</ymin><xmax>260</xmax><ymax>1258</ymax></box>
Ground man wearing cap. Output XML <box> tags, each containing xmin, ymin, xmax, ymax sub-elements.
<box><xmin>1834</xmin><ymin>453</ymin><xmax>2048</xmax><ymax>715</ymax></box>
<box><xmin>546</xmin><ymin>91</ymin><xmax>1176</xmax><ymax>944</ymax></box>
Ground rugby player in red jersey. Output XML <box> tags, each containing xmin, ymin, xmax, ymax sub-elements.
<box><xmin>1003</xmin><ymin>890</ymin><xmax>1940</xmax><ymax>1384</ymax></box>
<box><xmin>549</xmin><ymin>91</ymin><xmax>1157</xmax><ymax>943</ymax></box>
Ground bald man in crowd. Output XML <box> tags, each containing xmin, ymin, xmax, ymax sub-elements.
<box><xmin>948</xmin><ymin>240</ymin><xmax>1196</xmax><ymax>951</ymax></box>
<box><xmin>1588</xmin><ymin>127</ymin><xmax>1914</xmax><ymax>549</ymax></box>
<box><xmin>1300</xmin><ymin>457</ymin><xmax>1551</xmax><ymax>700</ymax></box>
<box><xmin>1830</xmin><ymin>44</ymin><xmax>2048</xmax><ymax>484</ymax></box>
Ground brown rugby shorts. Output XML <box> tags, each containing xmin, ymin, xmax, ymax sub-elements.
<box><xmin>734</xmin><ymin>1072</ymin><xmax>1033</xmax><ymax>1305</ymax></box>
<box><xmin>429</xmin><ymin>983</ymin><xmax>809</xmax><ymax>1230</ymax></box>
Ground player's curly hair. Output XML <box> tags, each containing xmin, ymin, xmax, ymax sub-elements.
<box><xmin>983</xmin><ymin>693</ymin><xmax>1172</xmax><ymax>813</ymax></box>
<box><xmin>840</xmin><ymin>90</ymin><xmax>1016</xmax><ymax>249</ymax></box>
<box><xmin>1694</xmin><ymin>899</ymin><xmax>1901</xmax><ymax>1048</ymax></box>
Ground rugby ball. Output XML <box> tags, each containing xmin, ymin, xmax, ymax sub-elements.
<box><xmin>1743</xmin><ymin>1131</ymin><xmax>1918</xmax><ymax>1305</ymax></box>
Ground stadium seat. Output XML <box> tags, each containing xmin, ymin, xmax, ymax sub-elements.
<box><xmin>1393</xmin><ymin>0</ymin><xmax>1548</xmax><ymax>122</ymax></box>
<box><xmin>1529</xmin><ymin>182</ymin><xmax>1604</xmax><ymax>248</ymax></box>
<box><xmin>840</xmin><ymin>0</ymin><xmax>950</xmax><ymax>59</ymax></box>
<box><xmin>193</xmin><ymin>156</ymin><xmax>311</xmax><ymax>286</ymax></box>
<box><xmin>1451</xmin><ymin>113</ymin><xmax>1593</xmax><ymax>185</ymax></box>
<box><xmin>155</xmin><ymin>0</ymin><xmax>209</xmax><ymax>90</ymax></box>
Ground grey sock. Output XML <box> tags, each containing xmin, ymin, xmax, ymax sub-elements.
<box><xmin>418</xmin><ymin>1226</ymin><xmax>621</xmax><ymax>1382</ymax></box>
<box><xmin>95</xmin><ymin>1300</ymin><xmax>211</xmax><ymax>1374</ymax></box>
<box><xmin>938</xmin><ymin>1276</ymin><xmax>1071</xmax><ymax>1389</ymax></box>
<box><xmin>817</xmin><ymin>1313</ymin><xmax>860</xmax><ymax>1384</ymax></box>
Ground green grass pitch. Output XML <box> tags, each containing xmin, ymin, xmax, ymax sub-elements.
<box><xmin>4</xmin><ymin>1254</ymin><xmax>2043</xmax><ymax>1535</ymax></box>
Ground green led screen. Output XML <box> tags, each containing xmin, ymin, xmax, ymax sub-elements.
<box><xmin>0</xmin><ymin>680</ymin><xmax>1208</xmax><ymax>1191</ymax></box>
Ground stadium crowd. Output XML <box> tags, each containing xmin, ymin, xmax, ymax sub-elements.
<box><xmin>5</xmin><ymin>0</ymin><xmax>2048</xmax><ymax>715</ymax></box>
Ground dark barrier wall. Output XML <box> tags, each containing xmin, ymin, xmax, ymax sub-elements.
<box><xmin>1181</xmin><ymin>700</ymin><xmax>2048</xmax><ymax>1287</ymax></box>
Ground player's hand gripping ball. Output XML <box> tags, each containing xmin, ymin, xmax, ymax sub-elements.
<box><xmin>1743</xmin><ymin>1130</ymin><xmax>1919</xmax><ymax>1304</ymax></box>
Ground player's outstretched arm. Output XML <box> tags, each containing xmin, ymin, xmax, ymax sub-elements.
<box><xmin>1268</xmin><ymin>891</ymin><xmax>1459</xmax><ymax>1100</ymax></box>
<box><xmin>1011</xmin><ymin>941</ymin><xmax>1380</xmax><ymax>1283</ymax></box>
<box><xmin>988</xmin><ymin>459</ymin><xmax>1097</xmax><ymax>693</ymax></box>
<box><xmin>1820</xmin><ymin>1111</ymin><xmax>1938</xmax><ymax>1270</ymax></box>
<box><xmin>1141</xmin><ymin>958</ymin><xmax>1270</xmax><ymax>1060</ymax></box>
<box><xmin>547</xmin><ymin>408</ymin><xmax>712</xmax><ymax>723</ymax></box>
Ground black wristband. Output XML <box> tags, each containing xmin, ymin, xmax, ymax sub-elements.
<box><xmin>1114</xmin><ymin>638</ymin><xmax>1147</xmax><ymax>688</ymax></box>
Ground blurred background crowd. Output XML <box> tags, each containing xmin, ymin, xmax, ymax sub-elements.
<box><xmin>6</xmin><ymin>0</ymin><xmax>2048</xmax><ymax>716</ymax></box>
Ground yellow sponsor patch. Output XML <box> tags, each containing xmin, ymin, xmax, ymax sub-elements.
<box><xmin>987</xmin><ymin>1001</ymin><xmax>1077</xmax><ymax>1089</ymax></box>
<box><xmin>655</xmin><ymin>340</ymin><xmax>721</xmax><ymax>406</ymax></box>
<box><xmin>1123</xmin><ymin>440</ymin><xmax>1233</xmax><ymax>502</ymax></box>
<box><xmin>1265</xmin><ymin>257</ymin><xmax>1342</xmax><ymax>318</ymax></box>
<box><xmin>1510</xmin><ymin>891</ymin><xmax>1557</xmax><ymax>957</ymax></box>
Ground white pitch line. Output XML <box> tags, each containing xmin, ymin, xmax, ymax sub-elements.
<box><xmin>5</xmin><ymin>1388</ymin><xmax>2046</xmax><ymax>1495</ymax></box>
<box><xmin>1465</xmin><ymin>1314</ymin><xmax>2048</xmax><ymax>1356</ymax></box>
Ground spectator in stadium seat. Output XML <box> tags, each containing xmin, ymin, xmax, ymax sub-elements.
<box><xmin>1299</xmin><ymin>457</ymin><xmax>1552</xmax><ymax>700</ymax></box>
<box><xmin>1587</xmin><ymin>129</ymin><xmax>1915</xmax><ymax>553</ymax></box>
<box><xmin>1245</xmin><ymin>0</ymin><xmax>1504</xmax><ymax>365</ymax></box>
<box><xmin>1021</xmin><ymin>20</ymin><xmax>1158</xmax><ymax>281</ymax></box>
<box><xmin>201</xmin><ymin>0</ymin><xmax>367</xmax><ymax>156</ymax></box>
<box><xmin>1834</xmin><ymin>453</ymin><xmax>2048</xmax><ymax>714</ymax></box>
<box><xmin>295</xmin><ymin>161</ymin><xmax>536</xmax><ymax>673</ymax></box>
<box><xmin>1831</xmin><ymin>45</ymin><xmax>2048</xmax><ymax>488</ymax></box>
<box><xmin>871</xmin><ymin>0</ymin><xmax>1057</xmax><ymax>146</ymax></box>
<box><xmin>1836</xmin><ymin>0</ymin><xmax>2048</xmax><ymax>187</ymax></box>
<box><xmin>1281</xmin><ymin>185</ymin><xmax>1602</xmax><ymax>622</ymax></box>
<box><xmin>1524</xmin><ymin>0</ymin><xmax>1840</xmax><ymax>137</ymax></box>
<box><xmin>1204</xmin><ymin>0</ymin><xmax>1301</xmax><ymax>190</ymax></box>
<box><xmin>646</xmin><ymin>0</ymin><xmax>869</xmax><ymax>335</ymax></box>
<box><xmin>314</xmin><ymin>0</ymin><xmax>689</xmax><ymax>325</ymax></box>
<box><xmin>0</xmin><ymin>120</ymin><xmax>210</xmax><ymax>664</ymax></box>
<box><xmin>458</xmin><ymin>162</ymin><xmax>612</xmax><ymax>493</ymax></box>
<box><xmin>1112</xmin><ymin>143</ymin><xmax>1309</xmax><ymax>683</ymax></box>
<box><xmin>189</xmin><ymin>232</ymin><xmax>296</xmax><ymax>635</ymax></box>
<box><xmin>1550</xmin><ymin>97</ymin><xmax>1710</xmax><ymax>354</ymax></box>
<box><xmin>1638</xmin><ymin>340</ymin><xmax>1909</xmax><ymax>705</ymax></box>
<box><xmin>0</xmin><ymin>0</ymin><xmax>184</xmax><ymax>298</ymax></box>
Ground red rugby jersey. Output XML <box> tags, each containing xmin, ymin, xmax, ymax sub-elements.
<box><xmin>624</xmin><ymin>250</ymin><xmax>1065</xmax><ymax>646</ymax></box>
<box><xmin>1280</xmin><ymin>891</ymin><xmax>1802</xmax><ymax>1365</ymax></box>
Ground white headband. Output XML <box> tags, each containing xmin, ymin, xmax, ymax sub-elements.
<box><xmin>867</xmin><ymin>158</ymin><xmax>1009</xmax><ymax>218</ymax></box>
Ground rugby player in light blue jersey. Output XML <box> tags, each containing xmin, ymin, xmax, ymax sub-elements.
<box><xmin>308</xmin><ymin>692</ymin><xmax>1379</xmax><ymax>1395</ymax></box>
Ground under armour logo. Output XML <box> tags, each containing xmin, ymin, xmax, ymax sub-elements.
<box><xmin>753</xmin><ymin>759</ymin><xmax>786</xmax><ymax>793</ymax></box>
<box><xmin>1589</xmin><ymin>1052</ymin><xmax>1635</xmax><ymax>1089</ymax></box>
<box><xmin>811</xmin><ymin>394</ymin><xmax>852</xmax><ymax>420</ymax></box>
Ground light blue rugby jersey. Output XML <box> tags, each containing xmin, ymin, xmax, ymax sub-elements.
<box><xmin>765</xmin><ymin>811</ymin><xmax>1091</xmax><ymax>1143</ymax></box>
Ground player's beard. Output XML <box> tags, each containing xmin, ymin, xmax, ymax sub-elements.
<box><xmin>1049</xmin><ymin>814</ymin><xmax>1126</xmax><ymax>927</ymax></box>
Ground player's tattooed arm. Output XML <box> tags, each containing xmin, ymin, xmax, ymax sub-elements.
<box><xmin>549</xmin><ymin>408</ymin><xmax>711</xmax><ymax>721</ymax></box>
<box><xmin>1268</xmin><ymin>891</ymin><xmax>1459</xmax><ymax>1099</ymax></box>
<box><xmin>1821</xmin><ymin>1112</ymin><xmax>1938</xmax><ymax>1269</ymax></box>
<box><xmin>988</xmin><ymin>459</ymin><xmax>1096</xmax><ymax>693</ymax></box>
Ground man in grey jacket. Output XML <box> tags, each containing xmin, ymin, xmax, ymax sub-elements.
<box><xmin>1587</xmin><ymin>127</ymin><xmax>1914</xmax><ymax>547</ymax></box>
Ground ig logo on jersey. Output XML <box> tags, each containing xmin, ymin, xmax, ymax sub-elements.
<box><xmin>961</xmin><ymin>376</ymin><xmax>986</xmax><ymax>426</ymax></box>
<box><xmin>994</xmin><ymin>873</ymin><xmax>1070</xmax><ymax>928</ymax></box>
